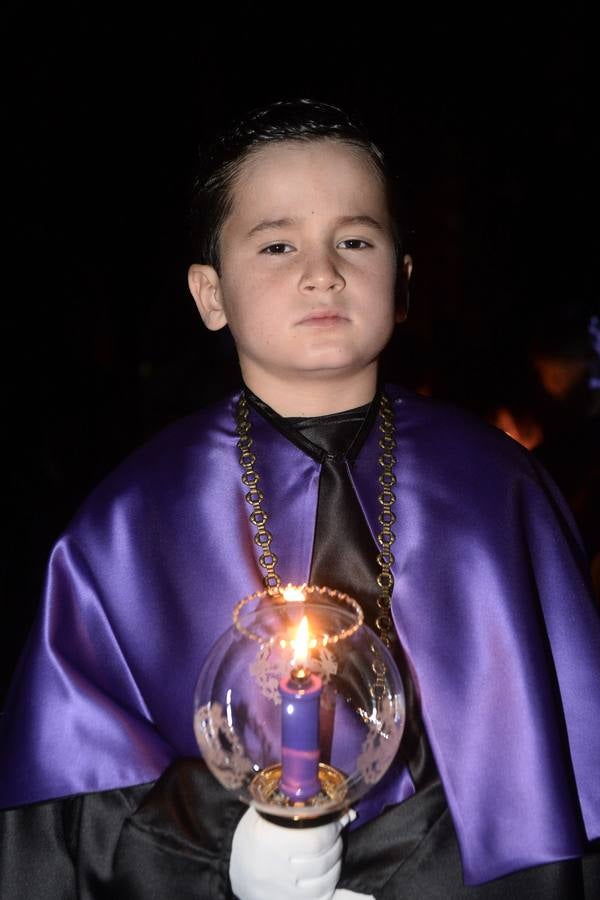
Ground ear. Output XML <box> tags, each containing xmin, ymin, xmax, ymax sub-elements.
<box><xmin>395</xmin><ymin>253</ymin><xmax>413</xmax><ymax>324</ymax></box>
<box><xmin>188</xmin><ymin>264</ymin><xmax>228</xmax><ymax>331</ymax></box>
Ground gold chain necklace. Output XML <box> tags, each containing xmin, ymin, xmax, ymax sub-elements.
<box><xmin>235</xmin><ymin>391</ymin><xmax>397</xmax><ymax>648</ymax></box>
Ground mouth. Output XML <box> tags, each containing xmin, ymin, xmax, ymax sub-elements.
<box><xmin>297</xmin><ymin>310</ymin><xmax>349</xmax><ymax>327</ymax></box>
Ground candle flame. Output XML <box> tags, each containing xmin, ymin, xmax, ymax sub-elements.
<box><xmin>292</xmin><ymin>615</ymin><xmax>310</xmax><ymax>668</ymax></box>
<box><xmin>282</xmin><ymin>585</ymin><xmax>305</xmax><ymax>603</ymax></box>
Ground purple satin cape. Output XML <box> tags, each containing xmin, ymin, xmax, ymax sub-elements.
<box><xmin>1</xmin><ymin>386</ymin><xmax>599</xmax><ymax>885</ymax></box>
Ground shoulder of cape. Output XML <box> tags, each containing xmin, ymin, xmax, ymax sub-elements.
<box><xmin>66</xmin><ymin>384</ymin><xmax>550</xmax><ymax>543</ymax></box>
<box><xmin>67</xmin><ymin>391</ymin><xmax>241</xmax><ymax>535</ymax></box>
<box><xmin>384</xmin><ymin>382</ymin><xmax>541</xmax><ymax>483</ymax></box>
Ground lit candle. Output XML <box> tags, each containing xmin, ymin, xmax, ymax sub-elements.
<box><xmin>282</xmin><ymin>584</ymin><xmax>306</xmax><ymax>630</ymax></box>
<box><xmin>279</xmin><ymin>615</ymin><xmax>322</xmax><ymax>801</ymax></box>
<box><xmin>281</xmin><ymin>585</ymin><xmax>306</xmax><ymax>604</ymax></box>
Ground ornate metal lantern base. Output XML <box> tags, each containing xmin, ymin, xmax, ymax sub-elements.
<box><xmin>250</xmin><ymin>761</ymin><xmax>347</xmax><ymax>810</ymax></box>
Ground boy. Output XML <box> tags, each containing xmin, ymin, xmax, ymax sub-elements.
<box><xmin>1</xmin><ymin>100</ymin><xmax>599</xmax><ymax>898</ymax></box>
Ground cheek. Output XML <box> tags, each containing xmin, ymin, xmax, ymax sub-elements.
<box><xmin>358</xmin><ymin>250</ymin><xmax>396</xmax><ymax>290</ymax></box>
<box><xmin>362</xmin><ymin>266</ymin><xmax>397</xmax><ymax>317</ymax></box>
<box><xmin>219</xmin><ymin>270</ymin><xmax>252</xmax><ymax>328</ymax></box>
<box><xmin>221</xmin><ymin>287</ymin><xmax>274</xmax><ymax>348</ymax></box>
<box><xmin>223</xmin><ymin>262</ymin><xmax>273</xmax><ymax>307</ymax></box>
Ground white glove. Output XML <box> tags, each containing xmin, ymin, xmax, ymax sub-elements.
<box><xmin>333</xmin><ymin>892</ymin><xmax>375</xmax><ymax>899</ymax></box>
<box><xmin>230</xmin><ymin>806</ymin><xmax>356</xmax><ymax>900</ymax></box>
<box><xmin>333</xmin><ymin>888</ymin><xmax>375</xmax><ymax>900</ymax></box>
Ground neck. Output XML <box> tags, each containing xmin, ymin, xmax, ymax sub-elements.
<box><xmin>239</xmin><ymin>364</ymin><xmax>379</xmax><ymax>417</ymax></box>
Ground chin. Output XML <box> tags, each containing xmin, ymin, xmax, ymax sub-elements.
<box><xmin>294</xmin><ymin>360</ymin><xmax>376</xmax><ymax>381</ymax></box>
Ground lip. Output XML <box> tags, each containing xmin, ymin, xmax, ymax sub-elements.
<box><xmin>297</xmin><ymin>310</ymin><xmax>349</xmax><ymax>326</ymax></box>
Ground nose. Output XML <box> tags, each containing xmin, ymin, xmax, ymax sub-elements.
<box><xmin>299</xmin><ymin>249</ymin><xmax>345</xmax><ymax>294</ymax></box>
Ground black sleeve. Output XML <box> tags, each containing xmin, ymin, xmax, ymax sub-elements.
<box><xmin>2</xmin><ymin>760</ymin><xmax>597</xmax><ymax>899</ymax></box>
<box><xmin>339</xmin><ymin>781</ymin><xmax>599</xmax><ymax>900</ymax></box>
<box><xmin>0</xmin><ymin>759</ymin><xmax>246</xmax><ymax>900</ymax></box>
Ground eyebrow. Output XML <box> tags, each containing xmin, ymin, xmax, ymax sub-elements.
<box><xmin>245</xmin><ymin>214</ymin><xmax>384</xmax><ymax>239</ymax></box>
<box><xmin>246</xmin><ymin>218</ymin><xmax>296</xmax><ymax>238</ymax></box>
<box><xmin>334</xmin><ymin>215</ymin><xmax>384</xmax><ymax>230</ymax></box>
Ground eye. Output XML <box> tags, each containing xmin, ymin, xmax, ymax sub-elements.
<box><xmin>337</xmin><ymin>238</ymin><xmax>372</xmax><ymax>250</ymax></box>
<box><xmin>261</xmin><ymin>242</ymin><xmax>294</xmax><ymax>255</ymax></box>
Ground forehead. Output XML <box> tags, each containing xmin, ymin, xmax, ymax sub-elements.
<box><xmin>226</xmin><ymin>139</ymin><xmax>389</xmax><ymax>226</ymax></box>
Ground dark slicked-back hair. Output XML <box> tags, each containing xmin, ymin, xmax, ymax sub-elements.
<box><xmin>190</xmin><ymin>99</ymin><xmax>403</xmax><ymax>272</ymax></box>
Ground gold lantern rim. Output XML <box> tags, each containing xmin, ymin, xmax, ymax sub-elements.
<box><xmin>232</xmin><ymin>583</ymin><xmax>364</xmax><ymax>649</ymax></box>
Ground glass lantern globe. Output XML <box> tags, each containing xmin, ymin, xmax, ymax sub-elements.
<box><xmin>193</xmin><ymin>585</ymin><xmax>405</xmax><ymax>822</ymax></box>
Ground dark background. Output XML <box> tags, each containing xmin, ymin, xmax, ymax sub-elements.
<box><xmin>4</xmin><ymin>7</ymin><xmax>597</xmax><ymax>699</ymax></box>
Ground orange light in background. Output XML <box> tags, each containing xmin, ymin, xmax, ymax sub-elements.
<box><xmin>492</xmin><ymin>407</ymin><xmax>544</xmax><ymax>451</ymax></box>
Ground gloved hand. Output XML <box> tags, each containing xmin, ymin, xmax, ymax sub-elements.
<box><xmin>229</xmin><ymin>806</ymin><xmax>356</xmax><ymax>900</ymax></box>
<box><xmin>333</xmin><ymin>892</ymin><xmax>375</xmax><ymax>899</ymax></box>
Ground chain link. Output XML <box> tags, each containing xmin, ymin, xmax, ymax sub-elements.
<box><xmin>236</xmin><ymin>390</ymin><xmax>398</xmax><ymax>643</ymax></box>
<box><xmin>375</xmin><ymin>393</ymin><xmax>397</xmax><ymax>648</ymax></box>
<box><xmin>236</xmin><ymin>393</ymin><xmax>281</xmax><ymax>594</ymax></box>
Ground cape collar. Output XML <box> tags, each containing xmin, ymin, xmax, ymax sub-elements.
<box><xmin>243</xmin><ymin>385</ymin><xmax>380</xmax><ymax>465</ymax></box>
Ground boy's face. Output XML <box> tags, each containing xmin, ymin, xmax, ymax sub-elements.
<box><xmin>189</xmin><ymin>139</ymin><xmax>399</xmax><ymax>393</ymax></box>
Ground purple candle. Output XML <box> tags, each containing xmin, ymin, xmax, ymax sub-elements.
<box><xmin>279</xmin><ymin>616</ymin><xmax>322</xmax><ymax>801</ymax></box>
